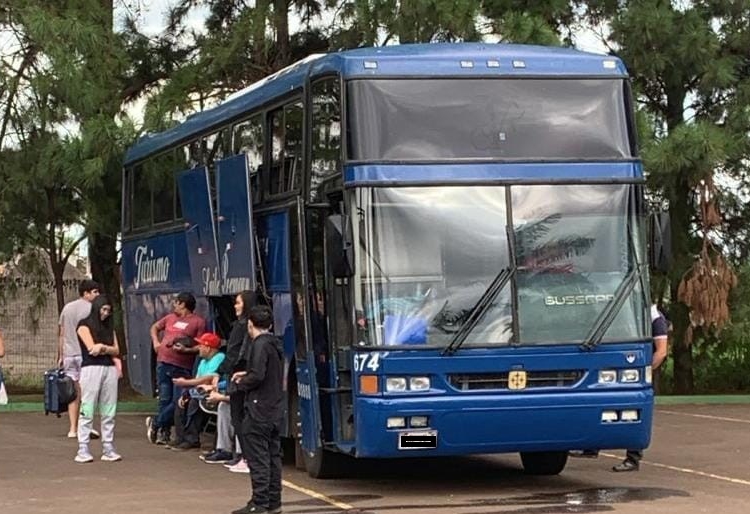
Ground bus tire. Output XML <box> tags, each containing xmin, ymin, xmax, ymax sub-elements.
<box><xmin>303</xmin><ymin>447</ymin><xmax>347</xmax><ymax>479</ymax></box>
<box><xmin>520</xmin><ymin>451</ymin><xmax>568</xmax><ymax>475</ymax></box>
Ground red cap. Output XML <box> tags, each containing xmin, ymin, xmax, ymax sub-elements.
<box><xmin>195</xmin><ymin>332</ymin><xmax>221</xmax><ymax>349</ymax></box>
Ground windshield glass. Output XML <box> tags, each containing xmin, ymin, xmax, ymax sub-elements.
<box><xmin>347</xmin><ymin>79</ymin><xmax>631</xmax><ymax>161</ymax></box>
<box><xmin>352</xmin><ymin>185</ymin><xmax>647</xmax><ymax>347</ymax></box>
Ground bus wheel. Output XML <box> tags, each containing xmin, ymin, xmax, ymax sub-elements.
<box><xmin>520</xmin><ymin>451</ymin><xmax>568</xmax><ymax>475</ymax></box>
<box><xmin>303</xmin><ymin>448</ymin><xmax>347</xmax><ymax>479</ymax></box>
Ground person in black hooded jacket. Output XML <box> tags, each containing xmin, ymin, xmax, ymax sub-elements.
<box><xmin>231</xmin><ymin>305</ymin><xmax>284</xmax><ymax>514</ymax></box>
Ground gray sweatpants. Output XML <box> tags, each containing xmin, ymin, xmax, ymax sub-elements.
<box><xmin>78</xmin><ymin>365</ymin><xmax>118</xmax><ymax>445</ymax></box>
<box><xmin>216</xmin><ymin>401</ymin><xmax>242</xmax><ymax>453</ymax></box>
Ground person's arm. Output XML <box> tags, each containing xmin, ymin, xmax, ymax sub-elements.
<box><xmin>57</xmin><ymin>311</ymin><xmax>65</xmax><ymax>365</ymax></box>
<box><xmin>173</xmin><ymin>374</ymin><xmax>215</xmax><ymax>387</ymax></box>
<box><xmin>77</xmin><ymin>325</ymin><xmax>98</xmax><ymax>354</ymax></box>
<box><xmin>150</xmin><ymin>318</ymin><xmax>166</xmax><ymax>353</ymax></box>
<box><xmin>653</xmin><ymin>335</ymin><xmax>668</xmax><ymax>370</ymax></box>
<box><xmin>235</xmin><ymin>341</ymin><xmax>268</xmax><ymax>392</ymax></box>
<box><xmin>0</xmin><ymin>329</ymin><xmax>5</xmax><ymax>358</ymax></box>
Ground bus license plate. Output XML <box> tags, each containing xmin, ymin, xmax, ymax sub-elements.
<box><xmin>398</xmin><ymin>430</ymin><xmax>438</xmax><ymax>450</ymax></box>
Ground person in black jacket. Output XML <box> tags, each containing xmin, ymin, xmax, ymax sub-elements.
<box><xmin>212</xmin><ymin>290</ymin><xmax>256</xmax><ymax>466</ymax></box>
<box><xmin>231</xmin><ymin>305</ymin><xmax>284</xmax><ymax>514</ymax></box>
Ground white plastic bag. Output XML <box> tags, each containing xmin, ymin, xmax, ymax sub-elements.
<box><xmin>0</xmin><ymin>380</ymin><xmax>7</xmax><ymax>405</ymax></box>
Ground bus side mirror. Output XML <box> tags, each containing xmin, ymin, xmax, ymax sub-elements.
<box><xmin>649</xmin><ymin>211</ymin><xmax>672</xmax><ymax>273</ymax></box>
<box><xmin>326</xmin><ymin>214</ymin><xmax>354</xmax><ymax>279</ymax></box>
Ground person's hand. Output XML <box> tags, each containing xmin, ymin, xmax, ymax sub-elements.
<box><xmin>113</xmin><ymin>357</ymin><xmax>123</xmax><ymax>379</ymax></box>
<box><xmin>172</xmin><ymin>377</ymin><xmax>188</xmax><ymax>386</ymax></box>
<box><xmin>89</xmin><ymin>344</ymin><xmax>104</xmax><ymax>356</ymax></box>
<box><xmin>178</xmin><ymin>396</ymin><xmax>187</xmax><ymax>409</ymax></box>
<box><xmin>196</xmin><ymin>384</ymin><xmax>214</xmax><ymax>393</ymax></box>
<box><xmin>208</xmin><ymin>390</ymin><xmax>223</xmax><ymax>402</ymax></box>
<box><xmin>231</xmin><ymin>371</ymin><xmax>247</xmax><ymax>383</ymax></box>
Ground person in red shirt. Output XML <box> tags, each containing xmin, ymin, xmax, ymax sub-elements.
<box><xmin>145</xmin><ymin>292</ymin><xmax>206</xmax><ymax>445</ymax></box>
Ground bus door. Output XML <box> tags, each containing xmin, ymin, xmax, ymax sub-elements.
<box><xmin>177</xmin><ymin>166</ymin><xmax>221</xmax><ymax>296</ymax></box>
<box><xmin>258</xmin><ymin>209</ymin><xmax>323</xmax><ymax>455</ymax></box>
<box><xmin>215</xmin><ymin>155</ymin><xmax>257</xmax><ymax>295</ymax></box>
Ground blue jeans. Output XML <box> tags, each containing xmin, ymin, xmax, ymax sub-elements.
<box><xmin>154</xmin><ymin>363</ymin><xmax>191</xmax><ymax>429</ymax></box>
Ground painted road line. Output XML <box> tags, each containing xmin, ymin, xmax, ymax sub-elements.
<box><xmin>600</xmin><ymin>452</ymin><xmax>750</xmax><ymax>487</ymax></box>
<box><xmin>283</xmin><ymin>479</ymin><xmax>354</xmax><ymax>511</ymax></box>
<box><xmin>658</xmin><ymin>409</ymin><xmax>750</xmax><ymax>425</ymax></box>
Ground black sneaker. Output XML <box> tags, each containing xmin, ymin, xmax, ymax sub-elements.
<box><xmin>268</xmin><ymin>504</ymin><xmax>282</xmax><ymax>514</ymax></box>
<box><xmin>232</xmin><ymin>505</ymin><xmax>268</xmax><ymax>514</ymax></box>
<box><xmin>203</xmin><ymin>449</ymin><xmax>233</xmax><ymax>464</ymax></box>
<box><xmin>224</xmin><ymin>455</ymin><xmax>242</xmax><ymax>468</ymax></box>
<box><xmin>612</xmin><ymin>459</ymin><xmax>639</xmax><ymax>472</ymax></box>
<box><xmin>155</xmin><ymin>428</ymin><xmax>170</xmax><ymax>446</ymax></box>
<box><xmin>170</xmin><ymin>441</ymin><xmax>201</xmax><ymax>451</ymax></box>
<box><xmin>146</xmin><ymin>417</ymin><xmax>158</xmax><ymax>444</ymax></box>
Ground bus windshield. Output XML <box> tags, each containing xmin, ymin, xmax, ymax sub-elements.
<box><xmin>347</xmin><ymin>78</ymin><xmax>631</xmax><ymax>161</ymax></box>
<box><xmin>351</xmin><ymin>185</ymin><xmax>648</xmax><ymax>347</ymax></box>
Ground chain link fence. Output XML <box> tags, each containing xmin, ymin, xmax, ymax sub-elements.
<box><xmin>0</xmin><ymin>279</ymin><xmax>82</xmax><ymax>392</ymax></box>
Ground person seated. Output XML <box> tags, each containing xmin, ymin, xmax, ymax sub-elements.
<box><xmin>196</xmin><ymin>380</ymin><xmax>244</xmax><ymax>468</ymax></box>
<box><xmin>169</xmin><ymin>333</ymin><xmax>225</xmax><ymax>450</ymax></box>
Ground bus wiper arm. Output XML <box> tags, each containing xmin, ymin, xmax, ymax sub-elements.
<box><xmin>442</xmin><ymin>266</ymin><xmax>514</xmax><ymax>356</ymax></box>
<box><xmin>579</xmin><ymin>268</ymin><xmax>641</xmax><ymax>351</ymax></box>
<box><xmin>580</xmin><ymin>221</ymin><xmax>646</xmax><ymax>351</ymax></box>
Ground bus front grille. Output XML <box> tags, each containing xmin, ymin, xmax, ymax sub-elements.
<box><xmin>448</xmin><ymin>371</ymin><xmax>584</xmax><ymax>391</ymax></box>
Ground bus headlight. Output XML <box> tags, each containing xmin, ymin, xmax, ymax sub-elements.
<box><xmin>620</xmin><ymin>410</ymin><xmax>640</xmax><ymax>422</ymax></box>
<box><xmin>409</xmin><ymin>377</ymin><xmax>431</xmax><ymax>391</ymax></box>
<box><xmin>645</xmin><ymin>365</ymin><xmax>653</xmax><ymax>384</ymax></box>
<box><xmin>385</xmin><ymin>377</ymin><xmax>408</xmax><ymax>392</ymax></box>
<box><xmin>410</xmin><ymin>416</ymin><xmax>429</xmax><ymax>428</ymax></box>
<box><xmin>598</xmin><ymin>370</ymin><xmax>617</xmax><ymax>384</ymax></box>
<box><xmin>387</xmin><ymin>417</ymin><xmax>406</xmax><ymax>428</ymax></box>
<box><xmin>620</xmin><ymin>369</ymin><xmax>640</xmax><ymax>383</ymax></box>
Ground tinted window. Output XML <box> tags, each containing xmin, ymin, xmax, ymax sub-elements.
<box><xmin>268</xmin><ymin>101</ymin><xmax>303</xmax><ymax>196</ymax></box>
<box><xmin>310</xmin><ymin>79</ymin><xmax>341</xmax><ymax>202</ymax></box>
<box><xmin>347</xmin><ymin>79</ymin><xmax>631</xmax><ymax>161</ymax></box>
<box><xmin>149</xmin><ymin>152</ymin><xmax>176</xmax><ymax>224</ymax></box>
<box><xmin>234</xmin><ymin>115</ymin><xmax>264</xmax><ymax>203</ymax></box>
<box><xmin>132</xmin><ymin>164</ymin><xmax>151</xmax><ymax>229</ymax></box>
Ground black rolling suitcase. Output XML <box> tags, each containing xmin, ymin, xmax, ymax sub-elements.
<box><xmin>44</xmin><ymin>368</ymin><xmax>76</xmax><ymax>417</ymax></box>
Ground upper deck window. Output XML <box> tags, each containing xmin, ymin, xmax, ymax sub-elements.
<box><xmin>347</xmin><ymin>78</ymin><xmax>631</xmax><ymax>161</ymax></box>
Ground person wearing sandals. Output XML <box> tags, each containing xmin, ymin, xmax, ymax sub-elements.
<box><xmin>74</xmin><ymin>295</ymin><xmax>121</xmax><ymax>463</ymax></box>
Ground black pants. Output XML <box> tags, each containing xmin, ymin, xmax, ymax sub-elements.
<box><xmin>239</xmin><ymin>418</ymin><xmax>282</xmax><ymax>509</ymax></box>
<box><xmin>174</xmin><ymin>397</ymin><xmax>207</xmax><ymax>445</ymax></box>
<box><xmin>230</xmin><ymin>392</ymin><xmax>247</xmax><ymax>456</ymax></box>
<box><xmin>626</xmin><ymin>449</ymin><xmax>643</xmax><ymax>462</ymax></box>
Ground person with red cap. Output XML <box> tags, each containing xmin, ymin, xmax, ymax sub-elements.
<box><xmin>169</xmin><ymin>332</ymin><xmax>225</xmax><ymax>450</ymax></box>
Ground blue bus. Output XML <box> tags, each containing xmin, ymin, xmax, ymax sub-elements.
<box><xmin>122</xmin><ymin>43</ymin><xmax>654</xmax><ymax>478</ymax></box>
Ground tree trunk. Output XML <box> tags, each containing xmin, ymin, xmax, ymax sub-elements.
<box><xmin>273</xmin><ymin>0</ymin><xmax>290</xmax><ymax>68</ymax></box>
<box><xmin>89</xmin><ymin>230</ymin><xmax>133</xmax><ymax>394</ymax></box>
<box><xmin>668</xmin><ymin>177</ymin><xmax>694</xmax><ymax>394</ymax></box>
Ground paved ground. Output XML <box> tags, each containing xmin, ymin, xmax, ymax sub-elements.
<box><xmin>1</xmin><ymin>405</ymin><xmax>749</xmax><ymax>514</ymax></box>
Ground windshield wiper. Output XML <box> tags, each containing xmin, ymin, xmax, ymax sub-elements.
<box><xmin>580</xmin><ymin>223</ymin><xmax>647</xmax><ymax>351</ymax></box>
<box><xmin>442</xmin><ymin>266</ymin><xmax>514</xmax><ymax>356</ymax></box>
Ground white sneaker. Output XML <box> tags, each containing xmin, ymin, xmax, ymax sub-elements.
<box><xmin>74</xmin><ymin>446</ymin><xmax>94</xmax><ymax>463</ymax></box>
<box><xmin>228</xmin><ymin>459</ymin><xmax>250</xmax><ymax>474</ymax></box>
<box><xmin>90</xmin><ymin>429</ymin><xmax>101</xmax><ymax>440</ymax></box>
<box><xmin>67</xmin><ymin>431</ymin><xmax>77</xmax><ymax>438</ymax></box>
<box><xmin>101</xmin><ymin>450</ymin><xmax>122</xmax><ymax>462</ymax></box>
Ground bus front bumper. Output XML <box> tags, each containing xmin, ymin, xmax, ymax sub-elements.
<box><xmin>353</xmin><ymin>390</ymin><xmax>653</xmax><ymax>458</ymax></box>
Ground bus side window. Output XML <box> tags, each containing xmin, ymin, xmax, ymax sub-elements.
<box><xmin>123</xmin><ymin>166</ymin><xmax>132</xmax><ymax>233</ymax></box>
<box><xmin>268</xmin><ymin>100</ymin><xmax>303</xmax><ymax>196</ymax></box>
<box><xmin>132</xmin><ymin>163</ymin><xmax>151</xmax><ymax>230</ymax></box>
<box><xmin>150</xmin><ymin>151</ymin><xmax>176</xmax><ymax>225</ymax></box>
<box><xmin>310</xmin><ymin>78</ymin><xmax>341</xmax><ymax>202</ymax></box>
<box><xmin>233</xmin><ymin>114</ymin><xmax>264</xmax><ymax>203</ymax></box>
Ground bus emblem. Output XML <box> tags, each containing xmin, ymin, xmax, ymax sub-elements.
<box><xmin>508</xmin><ymin>371</ymin><xmax>527</xmax><ymax>390</ymax></box>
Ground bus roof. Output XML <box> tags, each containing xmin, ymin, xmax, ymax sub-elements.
<box><xmin>124</xmin><ymin>43</ymin><xmax>627</xmax><ymax>166</ymax></box>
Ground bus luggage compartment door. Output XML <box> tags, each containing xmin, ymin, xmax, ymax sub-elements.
<box><xmin>216</xmin><ymin>155</ymin><xmax>256</xmax><ymax>295</ymax></box>
<box><xmin>177</xmin><ymin>166</ymin><xmax>221</xmax><ymax>296</ymax></box>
